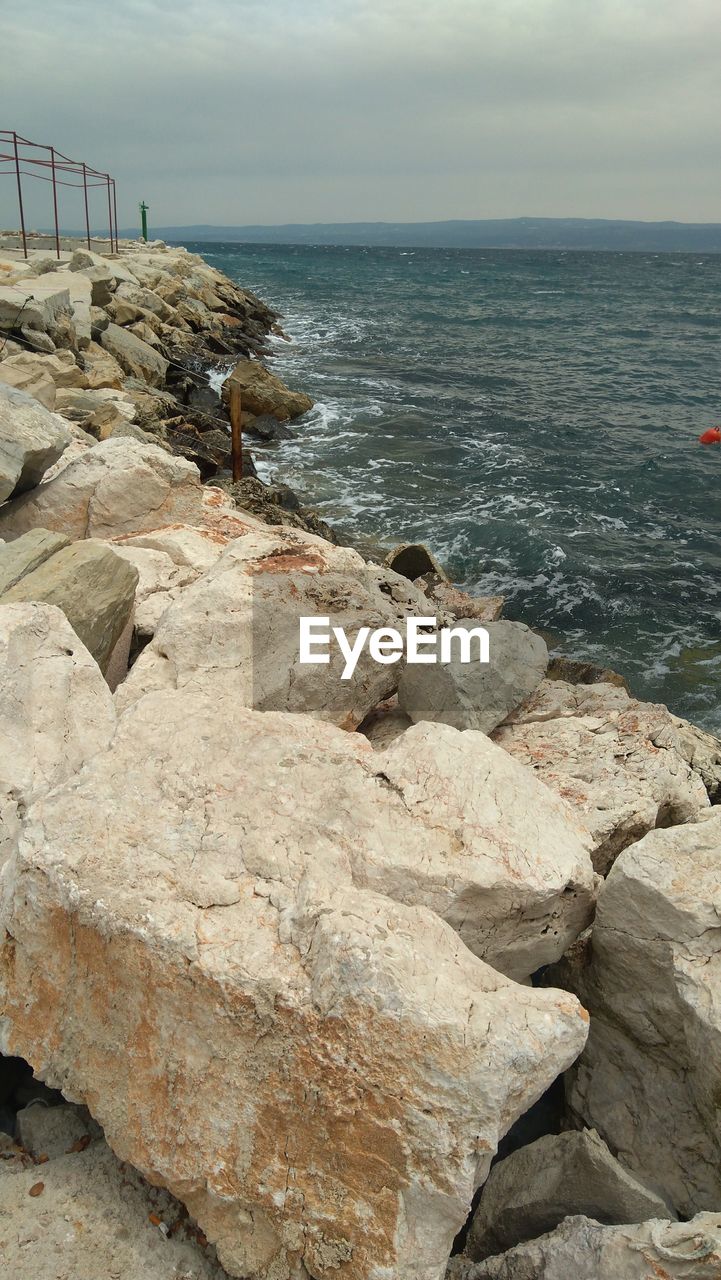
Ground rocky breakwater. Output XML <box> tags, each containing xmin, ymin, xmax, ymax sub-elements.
<box><xmin>0</xmin><ymin>240</ymin><xmax>719</xmax><ymax>1280</ymax></box>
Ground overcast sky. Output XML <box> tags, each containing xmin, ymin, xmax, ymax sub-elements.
<box><xmin>3</xmin><ymin>0</ymin><xmax>720</xmax><ymax>231</ymax></box>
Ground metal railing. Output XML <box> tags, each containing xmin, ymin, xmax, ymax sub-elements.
<box><xmin>0</xmin><ymin>130</ymin><xmax>119</xmax><ymax>258</ymax></box>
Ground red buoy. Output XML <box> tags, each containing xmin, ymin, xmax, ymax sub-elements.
<box><xmin>699</xmin><ymin>427</ymin><xmax>721</xmax><ymax>445</ymax></box>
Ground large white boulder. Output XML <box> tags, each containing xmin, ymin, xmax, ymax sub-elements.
<box><xmin>493</xmin><ymin>680</ymin><xmax>712</xmax><ymax>872</ymax></box>
<box><xmin>0</xmin><ymin>383</ymin><xmax>71</xmax><ymax>503</ymax></box>
<box><xmin>564</xmin><ymin>811</ymin><xmax>721</xmax><ymax>1217</ymax></box>
<box><xmin>0</xmin><ymin>602</ymin><xmax>115</xmax><ymax>865</ymax></box>
<box><xmin>116</xmin><ymin>526</ymin><xmax>433</xmax><ymax>728</ymax></box>
<box><xmin>101</xmin><ymin>321</ymin><xmax>168</xmax><ymax>387</ymax></box>
<box><xmin>0</xmin><ymin>438</ymin><xmax>205</xmax><ymax>541</ymax></box>
<box><xmin>399</xmin><ymin>620</ymin><xmax>548</xmax><ymax>734</ymax></box>
<box><xmin>0</xmin><ymin>689</ymin><xmax>589</xmax><ymax>1280</ymax></box>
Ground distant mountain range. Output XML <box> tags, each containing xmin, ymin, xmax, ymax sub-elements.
<box><xmin>117</xmin><ymin>217</ymin><xmax>721</xmax><ymax>252</ymax></box>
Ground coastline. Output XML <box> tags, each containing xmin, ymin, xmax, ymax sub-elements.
<box><xmin>1</xmin><ymin>235</ymin><xmax>721</xmax><ymax>1279</ymax></box>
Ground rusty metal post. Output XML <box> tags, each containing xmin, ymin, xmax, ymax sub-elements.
<box><xmin>112</xmin><ymin>180</ymin><xmax>119</xmax><ymax>252</ymax></box>
<box><xmin>106</xmin><ymin>176</ymin><xmax>114</xmax><ymax>252</ymax></box>
<box><xmin>229</xmin><ymin>381</ymin><xmax>243</xmax><ymax>482</ymax></box>
<box><xmin>12</xmin><ymin>132</ymin><xmax>27</xmax><ymax>258</ymax></box>
<box><xmin>82</xmin><ymin>162</ymin><xmax>91</xmax><ymax>249</ymax></box>
<box><xmin>50</xmin><ymin>146</ymin><xmax>61</xmax><ymax>258</ymax></box>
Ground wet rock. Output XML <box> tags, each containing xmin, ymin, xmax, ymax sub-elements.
<box><xmin>246</xmin><ymin>412</ymin><xmax>296</xmax><ymax>441</ymax></box>
<box><xmin>465</xmin><ymin>1128</ymin><xmax>672</xmax><ymax>1262</ymax></box>
<box><xmin>547</xmin><ymin>654</ymin><xmax>630</xmax><ymax>690</ymax></box>
<box><xmin>448</xmin><ymin>1213</ymin><xmax>721</xmax><ymax>1280</ymax></box>
<box><xmin>0</xmin><ymin>602</ymin><xmax>115</xmax><ymax>866</ymax></box>
<box><xmin>0</xmin><ymin>688</ymin><xmax>590</xmax><ymax>1280</ymax></box>
<box><xmin>221</xmin><ymin>358</ymin><xmax>313</xmax><ymax>421</ymax></box>
<box><xmin>0</xmin><ymin>383</ymin><xmax>71</xmax><ymax>503</ymax></box>
<box><xmin>399</xmin><ymin>620</ymin><xmax>549</xmax><ymax>734</ymax></box>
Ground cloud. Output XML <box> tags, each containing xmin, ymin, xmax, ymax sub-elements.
<box><xmin>2</xmin><ymin>0</ymin><xmax>720</xmax><ymax>226</ymax></box>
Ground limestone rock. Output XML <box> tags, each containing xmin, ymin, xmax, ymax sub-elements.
<box><xmin>493</xmin><ymin>680</ymin><xmax>712</xmax><ymax>873</ymax></box>
<box><xmin>0</xmin><ymin>528</ymin><xmax>70</xmax><ymax>594</ymax></box>
<box><xmin>0</xmin><ymin>438</ymin><xmax>205</xmax><ymax>541</ymax></box>
<box><xmin>101</xmin><ymin>321</ymin><xmax>169</xmax><ymax>387</ymax></box>
<box><xmin>0</xmin><ymin>280</ymin><xmax>72</xmax><ymax>342</ymax></box>
<box><xmin>399</xmin><ymin>620</ymin><xmax>549</xmax><ymax>735</ymax></box>
<box><xmin>0</xmin><ymin>1133</ymin><xmax>230</xmax><ymax>1280</ymax></box>
<box><xmin>118</xmin><ymin>529</ymin><xmax>451</xmax><ymax>730</ymax></box>
<box><xmin>564</xmin><ymin>812</ymin><xmax>721</xmax><ymax>1217</ymax></box>
<box><xmin>222</xmin><ymin>358</ymin><xmax>313</xmax><ymax>421</ymax></box>
<box><xmin>448</xmin><ymin>1214</ymin><xmax>721</xmax><ymax>1280</ymax></box>
<box><xmin>358</xmin><ymin>694</ymin><xmax>413</xmax><ymax>749</ymax></box>
<box><xmin>16</xmin><ymin>1101</ymin><xmax>92</xmax><ymax>1159</ymax></box>
<box><xmin>106</xmin><ymin>541</ymin><xmax>198</xmax><ymax>637</ymax></box>
<box><xmin>0</xmin><ymin>688</ymin><xmax>590</xmax><ymax>1280</ymax></box>
<box><xmin>44</xmin><ymin>270</ymin><xmax>92</xmax><ymax>348</ymax></box>
<box><xmin>0</xmin><ymin>383</ymin><xmax>71</xmax><ymax>503</ymax></box>
<box><xmin>2</xmin><ymin>540</ymin><xmax>138</xmax><ymax>674</ymax></box>
<box><xmin>465</xmin><ymin>1128</ymin><xmax>672</xmax><ymax>1262</ymax></box>
<box><xmin>0</xmin><ymin>353</ymin><xmax>57</xmax><ymax>409</ymax></box>
<box><xmin>423</xmin><ymin>580</ymin><xmax>504</xmax><ymax>623</ymax></box>
<box><xmin>82</xmin><ymin>339</ymin><xmax>125</xmax><ymax>389</ymax></box>
<box><xmin>0</xmin><ymin>602</ymin><xmax>115</xmax><ymax>865</ymax></box>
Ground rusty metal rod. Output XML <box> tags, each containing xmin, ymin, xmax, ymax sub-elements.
<box><xmin>82</xmin><ymin>162</ymin><xmax>91</xmax><ymax>249</ymax></box>
<box><xmin>50</xmin><ymin>146</ymin><xmax>61</xmax><ymax>258</ymax></box>
<box><xmin>229</xmin><ymin>381</ymin><xmax>243</xmax><ymax>482</ymax></box>
<box><xmin>12</xmin><ymin>132</ymin><xmax>27</xmax><ymax>258</ymax></box>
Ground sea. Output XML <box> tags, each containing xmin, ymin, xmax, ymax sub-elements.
<box><xmin>188</xmin><ymin>241</ymin><xmax>721</xmax><ymax>733</ymax></box>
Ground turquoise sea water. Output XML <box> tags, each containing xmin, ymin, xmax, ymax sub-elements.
<box><xmin>189</xmin><ymin>242</ymin><xmax>721</xmax><ymax>732</ymax></box>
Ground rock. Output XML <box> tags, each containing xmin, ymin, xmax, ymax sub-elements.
<box><xmin>16</xmin><ymin>1101</ymin><xmax>91</xmax><ymax>1159</ymax></box>
<box><xmin>53</xmin><ymin>387</ymin><xmax>135</xmax><ymax>437</ymax></box>
<box><xmin>19</xmin><ymin>327</ymin><xmax>55</xmax><ymax>354</ymax></box>
<box><xmin>0</xmin><ymin>602</ymin><xmax>116</xmax><ymax>865</ymax></box>
<box><xmin>0</xmin><ymin>354</ymin><xmax>57</xmax><ymax>409</ymax></box>
<box><xmin>101</xmin><ymin>322</ymin><xmax>169</xmax><ymax>388</ymax></box>
<box><xmin>465</xmin><ymin>1128</ymin><xmax>673</xmax><ymax>1262</ymax></box>
<box><xmin>107</xmin><ymin>296</ymin><xmax>146</xmax><ymax>326</ymax></box>
<box><xmin>81</xmin><ymin>340</ymin><xmax>125</xmax><ymax>389</ymax></box>
<box><xmin>114</xmin><ymin>280</ymin><xmax>174</xmax><ymax>321</ymax></box>
<box><xmin>0</xmin><ymin>529</ymin><xmax>70</xmax><ymax>594</ymax></box>
<box><xmin>2</xmin><ymin>541</ymin><xmax>139</xmax><ymax>675</ymax></box>
<box><xmin>385</xmin><ymin>541</ymin><xmax>449</xmax><ymax>582</ymax></box>
<box><xmin>0</xmin><ymin>688</ymin><xmax>590</xmax><ymax>1280</ymax></box>
<box><xmin>358</xmin><ymin>694</ymin><xmax>413</xmax><ymax>749</ymax></box>
<box><xmin>89</xmin><ymin>304</ymin><xmax>110</xmax><ymax>338</ymax></box>
<box><xmin>246</xmin><ymin>412</ymin><xmax>296</xmax><ymax>441</ymax></box>
<box><xmin>43</xmin><ymin>271</ymin><xmax>92</xmax><ymax>348</ymax></box>
<box><xmin>564</xmin><ymin>812</ymin><xmax>721</xmax><ymax>1217</ymax></box>
<box><xmin>0</xmin><ymin>438</ymin><xmax>205</xmax><ymax>541</ymax></box>
<box><xmin>448</xmin><ymin>1213</ymin><xmax>721</xmax><ymax>1280</ymax></box>
<box><xmin>0</xmin><ymin>280</ymin><xmax>72</xmax><ymax>342</ymax></box>
<box><xmin>115</xmin><ymin>689</ymin><xmax>594</xmax><ymax>980</ymax></box>
<box><xmin>492</xmin><ymin>680</ymin><xmax>712</xmax><ymax>873</ymax></box>
<box><xmin>106</xmin><ymin>542</ymin><xmax>198</xmax><ymax>638</ymax></box>
<box><xmin>0</xmin><ymin>383</ymin><xmax>71</xmax><ymax>503</ymax></box>
<box><xmin>117</xmin><ymin>528</ymin><xmax>432</xmax><ymax>730</ymax></box>
<box><xmin>399</xmin><ymin>620</ymin><xmax>549</xmax><ymax>734</ymax></box>
<box><xmin>222</xmin><ymin>358</ymin><xmax>313</xmax><ymax>421</ymax></box>
<box><xmin>547</xmin><ymin>654</ymin><xmax>629</xmax><ymax>690</ymax></box>
<box><xmin>0</xmin><ymin>1132</ymin><xmax>230</xmax><ymax>1280</ymax></box>
<box><xmin>111</xmin><ymin>522</ymin><xmax>234</xmax><ymax>574</ymax></box>
<box><xmin>421</xmin><ymin>578</ymin><xmax>504</xmax><ymax>622</ymax></box>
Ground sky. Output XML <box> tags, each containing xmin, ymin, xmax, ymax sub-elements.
<box><xmin>2</xmin><ymin>0</ymin><xmax>721</xmax><ymax>231</ymax></box>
